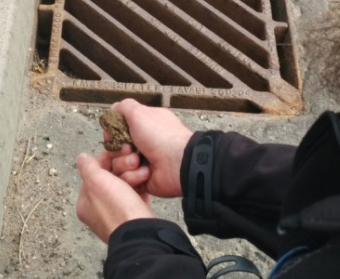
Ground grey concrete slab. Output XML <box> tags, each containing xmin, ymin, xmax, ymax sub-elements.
<box><xmin>0</xmin><ymin>0</ymin><xmax>36</xmax><ymax>231</ymax></box>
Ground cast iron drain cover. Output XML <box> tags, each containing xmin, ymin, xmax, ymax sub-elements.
<box><xmin>31</xmin><ymin>0</ymin><xmax>302</xmax><ymax>114</ymax></box>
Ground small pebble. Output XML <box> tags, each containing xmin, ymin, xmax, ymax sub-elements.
<box><xmin>29</xmin><ymin>146</ymin><xmax>38</xmax><ymax>155</ymax></box>
<box><xmin>62</xmin><ymin>211</ymin><xmax>67</xmax><ymax>216</ymax></box>
<box><xmin>199</xmin><ymin>115</ymin><xmax>209</xmax><ymax>121</ymax></box>
<box><xmin>46</xmin><ymin>143</ymin><xmax>53</xmax><ymax>149</ymax></box>
<box><xmin>78</xmin><ymin>263</ymin><xmax>85</xmax><ymax>270</ymax></box>
<box><xmin>49</xmin><ymin>168</ymin><xmax>59</xmax><ymax>176</ymax></box>
<box><xmin>63</xmin><ymin>270</ymin><xmax>72</xmax><ymax>276</ymax></box>
<box><xmin>54</xmin><ymin>205</ymin><xmax>63</xmax><ymax>211</ymax></box>
<box><xmin>12</xmin><ymin>171</ymin><xmax>17</xmax><ymax>176</ymax></box>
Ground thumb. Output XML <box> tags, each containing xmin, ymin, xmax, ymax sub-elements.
<box><xmin>77</xmin><ymin>153</ymin><xmax>101</xmax><ymax>182</ymax></box>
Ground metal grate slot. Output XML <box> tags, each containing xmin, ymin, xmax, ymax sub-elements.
<box><xmin>31</xmin><ymin>0</ymin><xmax>302</xmax><ymax>114</ymax></box>
<box><xmin>270</xmin><ymin>0</ymin><xmax>288</xmax><ymax>22</ymax></box>
<box><xmin>239</xmin><ymin>0</ymin><xmax>263</xmax><ymax>12</ymax></box>
<box><xmin>62</xmin><ymin>19</ymin><xmax>147</xmax><ymax>83</ymax></box>
<box><xmin>170</xmin><ymin>95</ymin><xmax>262</xmax><ymax>113</ymax></box>
<box><xmin>203</xmin><ymin>0</ymin><xmax>266</xmax><ymax>40</ymax></box>
<box><xmin>90</xmin><ymin>0</ymin><xmax>233</xmax><ymax>88</ymax></box>
<box><xmin>59</xmin><ymin>49</ymin><xmax>101</xmax><ymax>80</ymax></box>
<box><xmin>132</xmin><ymin>0</ymin><xmax>270</xmax><ymax>91</ymax></box>
<box><xmin>60</xmin><ymin>89</ymin><xmax>163</xmax><ymax>106</ymax></box>
<box><xmin>64</xmin><ymin>0</ymin><xmax>192</xmax><ymax>86</ymax></box>
<box><xmin>33</xmin><ymin>7</ymin><xmax>53</xmax><ymax>72</ymax></box>
<box><xmin>166</xmin><ymin>0</ymin><xmax>269</xmax><ymax>68</ymax></box>
<box><xmin>40</xmin><ymin>0</ymin><xmax>55</xmax><ymax>4</ymax></box>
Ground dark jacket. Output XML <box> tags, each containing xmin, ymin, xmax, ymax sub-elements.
<box><xmin>104</xmin><ymin>112</ymin><xmax>340</xmax><ymax>279</ymax></box>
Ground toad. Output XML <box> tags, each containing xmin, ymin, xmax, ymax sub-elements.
<box><xmin>99</xmin><ymin>110</ymin><xmax>133</xmax><ymax>152</ymax></box>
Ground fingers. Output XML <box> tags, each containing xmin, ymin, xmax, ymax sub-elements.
<box><xmin>110</xmin><ymin>99</ymin><xmax>146</xmax><ymax>125</ymax></box>
<box><xmin>108</xmin><ymin>143</ymin><xmax>133</xmax><ymax>157</ymax></box>
<box><xmin>97</xmin><ymin>144</ymin><xmax>133</xmax><ymax>170</ymax></box>
<box><xmin>97</xmin><ymin>150</ymin><xmax>114</xmax><ymax>171</ymax></box>
<box><xmin>76</xmin><ymin>152</ymin><xmax>155</xmax><ymax>243</ymax></box>
<box><xmin>77</xmin><ymin>153</ymin><xmax>102</xmax><ymax>182</ymax></box>
<box><xmin>111</xmin><ymin>99</ymin><xmax>141</xmax><ymax>112</ymax></box>
<box><xmin>112</xmin><ymin>153</ymin><xmax>140</xmax><ymax>175</ymax></box>
<box><xmin>119</xmin><ymin>166</ymin><xmax>151</xmax><ymax>187</ymax></box>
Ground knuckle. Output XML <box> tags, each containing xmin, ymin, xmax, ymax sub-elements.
<box><xmin>122</xmin><ymin>99</ymin><xmax>141</xmax><ymax>117</ymax></box>
<box><xmin>111</xmin><ymin>158</ymin><xmax>122</xmax><ymax>175</ymax></box>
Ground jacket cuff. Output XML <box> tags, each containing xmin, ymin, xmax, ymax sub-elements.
<box><xmin>107</xmin><ymin>218</ymin><xmax>201</xmax><ymax>260</ymax></box>
<box><xmin>180</xmin><ymin>131</ymin><xmax>224</xmax><ymax>235</ymax></box>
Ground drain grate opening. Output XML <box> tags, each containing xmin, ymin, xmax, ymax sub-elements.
<box><xmin>170</xmin><ymin>95</ymin><xmax>262</xmax><ymax>113</ymax></box>
<box><xmin>239</xmin><ymin>0</ymin><xmax>263</xmax><ymax>13</ymax></box>
<box><xmin>204</xmin><ymin>0</ymin><xmax>266</xmax><ymax>40</ymax></box>
<box><xmin>62</xmin><ymin>20</ymin><xmax>146</xmax><ymax>83</ymax></box>
<box><xmin>271</xmin><ymin>0</ymin><xmax>299</xmax><ymax>89</ymax></box>
<box><xmin>132</xmin><ymin>0</ymin><xmax>270</xmax><ymax>91</ymax></box>
<box><xmin>59</xmin><ymin>49</ymin><xmax>101</xmax><ymax>80</ymax></box>
<box><xmin>35</xmin><ymin>8</ymin><xmax>53</xmax><ymax>62</ymax></box>
<box><xmin>91</xmin><ymin>0</ymin><xmax>233</xmax><ymax>89</ymax></box>
<box><xmin>31</xmin><ymin>0</ymin><xmax>302</xmax><ymax>114</ymax></box>
<box><xmin>40</xmin><ymin>0</ymin><xmax>55</xmax><ymax>4</ymax></box>
<box><xmin>64</xmin><ymin>0</ymin><xmax>192</xmax><ymax>86</ymax></box>
<box><xmin>60</xmin><ymin>89</ymin><xmax>163</xmax><ymax>107</ymax></box>
<box><xmin>270</xmin><ymin>0</ymin><xmax>288</xmax><ymax>22</ymax></box>
<box><xmin>166</xmin><ymin>0</ymin><xmax>269</xmax><ymax>69</ymax></box>
<box><xmin>275</xmin><ymin>28</ymin><xmax>299</xmax><ymax>89</ymax></box>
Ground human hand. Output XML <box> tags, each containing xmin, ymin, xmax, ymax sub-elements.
<box><xmin>110</xmin><ymin>99</ymin><xmax>193</xmax><ymax>197</ymax></box>
<box><xmin>76</xmin><ymin>152</ymin><xmax>154</xmax><ymax>243</ymax></box>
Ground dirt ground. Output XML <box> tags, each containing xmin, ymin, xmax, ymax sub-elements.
<box><xmin>1</xmin><ymin>0</ymin><xmax>340</xmax><ymax>278</ymax></box>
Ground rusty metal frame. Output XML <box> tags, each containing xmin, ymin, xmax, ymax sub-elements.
<box><xmin>31</xmin><ymin>0</ymin><xmax>302</xmax><ymax>114</ymax></box>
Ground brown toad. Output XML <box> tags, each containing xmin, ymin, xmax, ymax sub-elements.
<box><xmin>99</xmin><ymin>110</ymin><xmax>133</xmax><ymax>151</ymax></box>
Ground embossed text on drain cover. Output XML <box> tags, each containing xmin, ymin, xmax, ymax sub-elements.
<box><xmin>32</xmin><ymin>0</ymin><xmax>302</xmax><ymax>114</ymax></box>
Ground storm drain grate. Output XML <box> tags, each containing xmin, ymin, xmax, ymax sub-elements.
<box><xmin>31</xmin><ymin>0</ymin><xmax>302</xmax><ymax>114</ymax></box>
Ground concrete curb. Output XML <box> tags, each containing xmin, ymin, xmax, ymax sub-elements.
<box><xmin>0</xmin><ymin>0</ymin><xmax>36</xmax><ymax>231</ymax></box>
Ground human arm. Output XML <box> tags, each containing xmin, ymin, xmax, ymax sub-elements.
<box><xmin>109</xmin><ymin>99</ymin><xmax>296</xmax><ymax>258</ymax></box>
<box><xmin>180</xmin><ymin>131</ymin><xmax>296</xmax><ymax>259</ymax></box>
<box><xmin>76</xmin><ymin>151</ymin><xmax>206</xmax><ymax>279</ymax></box>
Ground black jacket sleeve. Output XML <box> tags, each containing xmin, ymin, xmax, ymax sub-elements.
<box><xmin>104</xmin><ymin>219</ymin><xmax>206</xmax><ymax>279</ymax></box>
<box><xmin>180</xmin><ymin>131</ymin><xmax>297</xmax><ymax>259</ymax></box>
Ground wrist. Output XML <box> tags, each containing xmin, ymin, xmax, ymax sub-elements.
<box><xmin>171</xmin><ymin>130</ymin><xmax>193</xmax><ymax>197</ymax></box>
<box><xmin>180</xmin><ymin>131</ymin><xmax>224</xmax><ymax>197</ymax></box>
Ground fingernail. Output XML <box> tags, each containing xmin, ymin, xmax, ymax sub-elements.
<box><xmin>127</xmin><ymin>154</ymin><xmax>136</xmax><ymax>166</ymax></box>
<box><xmin>77</xmin><ymin>153</ymin><xmax>88</xmax><ymax>162</ymax></box>
<box><xmin>139</xmin><ymin>167</ymin><xmax>149</xmax><ymax>178</ymax></box>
